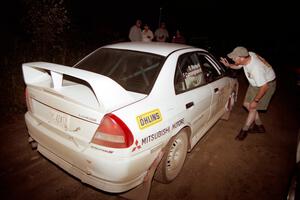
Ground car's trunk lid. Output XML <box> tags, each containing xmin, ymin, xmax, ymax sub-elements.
<box><xmin>22</xmin><ymin>62</ymin><xmax>138</xmax><ymax>150</ymax></box>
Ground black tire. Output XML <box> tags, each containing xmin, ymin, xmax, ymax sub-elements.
<box><xmin>154</xmin><ymin>130</ymin><xmax>188</xmax><ymax>183</ymax></box>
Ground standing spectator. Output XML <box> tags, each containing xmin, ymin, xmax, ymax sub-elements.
<box><xmin>154</xmin><ymin>22</ymin><xmax>169</xmax><ymax>42</ymax></box>
<box><xmin>172</xmin><ymin>30</ymin><xmax>186</xmax><ymax>44</ymax></box>
<box><xmin>142</xmin><ymin>24</ymin><xmax>154</xmax><ymax>42</ymax></box>
<box><xmin>220</xmin><ymin>46</ymin><xmax>276</xmax><ymax>141</ymax></box>
<box><xmin>129</xmin><ymin>19</ymin><xmax>142</xmax><ymax>42</ymax></box>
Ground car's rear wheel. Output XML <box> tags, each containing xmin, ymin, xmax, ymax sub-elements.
<box><xmin>154</xmin><ymin>130</ymin><xmax>188</xmax><ymax>183</ymax></box>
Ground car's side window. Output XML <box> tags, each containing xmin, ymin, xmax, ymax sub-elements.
<box><xmin>197</xmin><ymin>53</ymin><xmax>221</xmax><ymax>83</ymax></box>
<box><xmin>174</xmin><ymin>53</ymin><xmax>206</xmax><ymax>93</ymax></box>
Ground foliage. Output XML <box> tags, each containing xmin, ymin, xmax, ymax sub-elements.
<box><xmin>22</xmin><ymin>0</ymin><xmax>70</xmax><ymax>56</ymax></box>
<box><xmin>0</xmin><ymin>0</ymin><xmax>71</xmax><ymax>115</ymax></box>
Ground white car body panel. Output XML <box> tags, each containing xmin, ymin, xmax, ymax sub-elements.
<box><xmin>101</xmin><ymin>42</ymin><xmax>191</xmax><ymax>57</ymax></box>
<box><xmin>23</xmin><ymin>42</ymin><xmax>238</xmax><ymax>193</ymax></box>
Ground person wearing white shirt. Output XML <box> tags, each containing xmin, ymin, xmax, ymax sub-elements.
<box><xmin>154</xmin><ymin>22</ymin><xmax>169</xmax><ymax>42</ymax></box>
<box><xmin>142</xmin><ymin>24</ymin><xmax>154</xmax><ymax>42</ymax></box>
<box><xmin>129</xmin><ymin>19</ymin><xmax>142</xmax><ymax>42</ymax></box>
<box><xmin>220</xmin><ymin>46</ymin><xmax>276</xmax><ymax>141</ymax></box>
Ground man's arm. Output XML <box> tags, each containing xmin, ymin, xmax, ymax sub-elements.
<box><xmin>254</xmin><ymin>83</ymin><xmax>269</xmax><ymax>102</ymax></box>
<box><xmin>249</xmin><ymin>83</ymin><xmax>269</xmax><ymax>109</ymax></box>
<box><xmin>220</xmin><ymin>57</ymin><xmax>243</xmax><ymax>69</ymax></box>
<box><xmin>129</xmin><ymin>27</ymin><xmax>134</xmax><ymax>41</ymax></box>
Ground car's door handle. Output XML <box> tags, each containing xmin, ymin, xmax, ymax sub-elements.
<box><xmin>186</xmin><ymin>102</ymin><xmax>194</xmax><ymax>109</ymax></box>
<box><xmin>214</xmin><ymin>88</ymin><xmax>219</xmax><ymax>93</ymax></box>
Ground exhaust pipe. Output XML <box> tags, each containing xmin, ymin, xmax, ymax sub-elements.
<box><xmin>28</xmin><ymin>136</ymin><xmax>38</xmax><ymax>149</ymax></box>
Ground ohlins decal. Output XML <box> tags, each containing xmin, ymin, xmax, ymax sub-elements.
<box><xmin>136</xmin><ymin>109</ymin><xmax>162</xmax><ymax>129</ymax></box>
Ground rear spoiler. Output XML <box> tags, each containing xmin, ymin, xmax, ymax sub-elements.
<box><xmin>22</xmin><ymin>62</ymin><xmax>134</xmax><ymax>112</ymax></box>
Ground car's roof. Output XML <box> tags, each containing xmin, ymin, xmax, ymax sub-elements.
<box><xmin>102</xmin><ymin>42</ymin><xmax>207</xmax><ymax>57</ymax></box>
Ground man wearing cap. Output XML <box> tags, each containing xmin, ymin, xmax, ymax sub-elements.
<box><xmin>220</xmin><ymin>46</ymin><xmax>276</xmax><ymax>141</ymax></box>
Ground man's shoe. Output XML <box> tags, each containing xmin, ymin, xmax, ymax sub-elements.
<box><xmin>248</xmin><ymin>124</ymin><xmax>266</xmax><ymax>133</ymax></box>
<box><xmin>235</xmin><ymin>129</ymin><xmax>248</xmax><ymax>141</ymax></box>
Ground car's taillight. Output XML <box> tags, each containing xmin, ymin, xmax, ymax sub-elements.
<box><xmin>91</xmin><ymin>114</ymin><xmax>134</xmax><ymax>148</ymax></box>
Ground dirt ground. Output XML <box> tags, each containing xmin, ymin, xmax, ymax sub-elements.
<box><xmin>0</xmin><ymin>69</ymin><xmax>299</xmax><ymax>200</ymax></box>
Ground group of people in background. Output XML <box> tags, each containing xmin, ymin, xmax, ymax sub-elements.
<box><xmin>128</xmin><ymin>19</ymin><xmax>186</xmax><ymax>44</ymax></box>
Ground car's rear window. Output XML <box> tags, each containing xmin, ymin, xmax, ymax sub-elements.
<box><xmin>74</xmin><ymin>48</ymin><xmax>165</xmax><ymax>94</ymax></box>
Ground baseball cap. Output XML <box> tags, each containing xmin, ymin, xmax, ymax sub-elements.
<box><xmin>227</xmin><ymin>46</ymin><xmax>249</xmax><ymax>59</ymax></box>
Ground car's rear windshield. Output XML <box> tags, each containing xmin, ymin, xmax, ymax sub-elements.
<box><xmin>74</xmin><ymin>48</ymin><xmax>165</xmax><ymax>94</ymax></box>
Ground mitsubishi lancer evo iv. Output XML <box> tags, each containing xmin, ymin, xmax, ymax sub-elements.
<box><xmin>23</xmin><ymin>42</ymin><xmax>238</xmax><ymax>193</ymax></box>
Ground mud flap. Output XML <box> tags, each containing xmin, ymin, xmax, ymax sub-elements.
<box><xmin>119</xmin><ymin>149</ymin><xmax>165</xmax><ymax>200</ymax></box>
<box><xmin>221</xmin><ymin>93</ymin><xmax>235</xmax><ymax>120</ymax></box>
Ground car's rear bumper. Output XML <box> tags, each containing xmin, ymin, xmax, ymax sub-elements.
<box><xmin>37</xmin><ymin>144</ymin><xmax>146</xmax><ymax>193</ymax></box>
<box><xmin>24</xmin><ymin>112</ymin><xmax>159</xmax><ymax>193</ymax></box>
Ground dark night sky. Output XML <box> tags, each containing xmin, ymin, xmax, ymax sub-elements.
<box><xmin>1</xmin><ymin>0</ymin><xmax>299</xmax><ymax>64</ymax></box>
<box><xmin>68</xmin><ymin>0</ymin><xmax>299</xmax><ymax>35</ymax></box>
<box><xmin>2</xmin><ymin>0</ymin><xmax>299</xmax><ymax>36</ymax></box>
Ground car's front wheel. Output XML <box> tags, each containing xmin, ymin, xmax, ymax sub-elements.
<box><xmin>154</xmin><ymin>129</ymin><xmax>188</xmax><ymax>183</ymax></box>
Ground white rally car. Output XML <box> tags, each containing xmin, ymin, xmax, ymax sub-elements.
<box><xmin>23</xmin><ymin>42</ymin><xmax>238</xmax><ymax>193</ymax></box>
